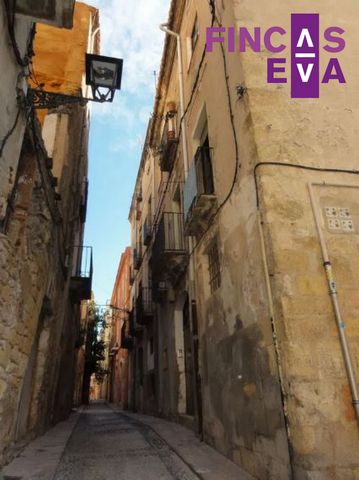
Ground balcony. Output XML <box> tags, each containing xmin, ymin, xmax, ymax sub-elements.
<box><xmin>184</xmin><ymin>146</ymin><xmax>217</xmax><ymax>236</ymax></box>
<box><xmin>152</xmin><ymin>212</ymin><xmax>188</xmax><ymax>290</ymax></box>
<box><xmin>143</xmin><ymin>216</ymin><xmax>152</xmax><ymax>246</ymax></box>
<box><xmin>120</xmin><ymin>320</ymin><xmax>134</xmax><ymax>350</ymax></box>
<box><xmin>159</xmin><ymin>116</ymin><xmax>179</xmax><ymax>172</ymax></box>
<box><xmin>133</xmin><ymin>246</ymin><xmax>142</xmax><ymax>271</ymax></box>
<box><xmin>135</xmin><ymin>287</ymin><xmax>154</xmax><ymax>325</ymax></box>
<box><xmin>69</xmin><ymin>246</ymin><xmax>93</xmax><ymax>303</ymax></box>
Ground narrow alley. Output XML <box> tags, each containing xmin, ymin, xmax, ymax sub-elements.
<box><xmin>2</xmin><ymin>402</ymin><xmax>252</xmax><ymax>480</ymax></box>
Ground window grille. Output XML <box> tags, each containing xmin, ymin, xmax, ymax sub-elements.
<box><xmin>208</xmin><ymin>241</ymin><xmax>221</xmax><ymax>293</ymax></box>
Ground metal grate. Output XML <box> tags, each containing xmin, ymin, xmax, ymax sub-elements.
<box><xmin>72</xmin><ymin>245</ymin><xmax>93</xmax><ymax>279</ymax></box>
<box><xmin>208</xmin><ymin>241</ymin><xmax>221</xmax><ymax>293</ymax></box>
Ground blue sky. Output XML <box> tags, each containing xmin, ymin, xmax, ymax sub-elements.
<box><xmin>85</xmin><ymin>0</ymin><xmax>170</xmax><ymax>304</ymax></box>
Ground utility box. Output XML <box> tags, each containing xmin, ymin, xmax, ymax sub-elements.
<box><xmin>15</xmin><ymin>0</ymin><xmax>75</xmax><ymax>29</ymax></box>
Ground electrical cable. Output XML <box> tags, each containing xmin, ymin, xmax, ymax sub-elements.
<box><xmin>254</xmin><ymin>161</ymin><xmax>359</xmax><ymax>208</ymax></box>
<box><xmin>29</xmin><ymin>111</ymin><xmax>62</xmax><ymax>226</ymax></box>
<box><xmin>133</xmin><ymin>1</ymin><xmax>237</xmax><ymax>276</ymax></box>
<box><xmin>0</xmin><ymin>108</ymin><xmax>21</xmax><ymax>158</ymax></box>
<box><xmin>188</xmin><ymin>0</ymin><xmax>241</xmax><ymax>257</ymax></box>
<box><xmin>177</xmin><ymin>3</ymin><xmax>215</xmax><ymax>141</ymax></box>
<box><xmin>3</xmin><ymin>0</ymin><xmax>32</xmax><ymax>67</ymax></box>
<box><xmin>137</xmin><ymin>0</ymin><xmax>217</xmax><ymax>270</ymax></box>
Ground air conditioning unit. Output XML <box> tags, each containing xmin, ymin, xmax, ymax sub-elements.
<box><xmin>15</xmin><ymin>0</ymin><xmax>76</xmax><ymax>29</ymax></box>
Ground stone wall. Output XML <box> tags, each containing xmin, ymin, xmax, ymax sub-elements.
<box><xmin>0</xmin><ymin>1</ymin><xmax>97</xmax><ymax>464</ymax></box>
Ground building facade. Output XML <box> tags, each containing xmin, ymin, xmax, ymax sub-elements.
<box><xmin>0</xmin><ymin>1</ymin><xmax>97</xmax><ymax>465</ymax></box>
<box><xmin>126</xmin><ymin>1</ymin><xmax>359</xmax><ymax>479</ymax></box>
<box><xmin>108</xmin><ymin>247</ymin><xmax>132</xmax><ymax>409</ymax></box>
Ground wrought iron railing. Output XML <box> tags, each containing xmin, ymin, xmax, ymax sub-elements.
<box><xmin>143</xmin><ymin>215</ymin><xmax>152</xmax><ymax>246</ymax></box>
<box><xmin>71</xmin><ymin>245</ymin><xmax>93</xmax><ymax>279</ymax></box>
<box><xmin>153</xmin><ymin>212</ymin><xmax>186</xmax><ymax>256</ymax></box>
<box><xmin>136</xmin><ymin>287</ymin><xmax>154</xmax><ymax>324</ymax></box>
<box><xmin>70</xmin><ymin>246</ymin><xmax>93</xmax><ymax>302</ymax></box>
<box><xmin>159</xmin><ymin>116</ymin><xmax>179</xmax><ymax>172</ymax></box>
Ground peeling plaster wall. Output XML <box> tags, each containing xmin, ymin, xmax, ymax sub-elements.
<box><xmin>128</xmin><ymin>0</ymin><xmax>359</xmax><ymax>478</ymax></box>
<box><xmin>231</xmin><ymin>0</ymin><xmax>359</xmax><ymax>478</ymax></box>
<box><xmin>0</xmin><ymin>4</ymin><xmax>33</xmax><ymax>222</ymax></box>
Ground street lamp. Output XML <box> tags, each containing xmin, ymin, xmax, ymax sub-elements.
<box><xmin>27</xmin><ymin>54</ymin><xmax>123</xmax><ymax>109</ymax></box>
<box><xmin>86</xmin><ymin>54</ymin><xmax>123</xmax><ymax>103</ymax></box>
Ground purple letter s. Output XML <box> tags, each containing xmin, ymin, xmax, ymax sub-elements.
<box><xmin>324</xmin><ymin>27</ymin><xmax>345</xmax><ymax>53</ymax></box>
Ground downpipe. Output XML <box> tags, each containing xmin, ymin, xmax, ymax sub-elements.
<box><xmin>257</xmin><ymin>211</ymin><xmax>295</xmax><ymax>478</ymax></box>
<box><xmin>308</xmin><ymin>182</ymin><xmax>359</xmax><ymax>423</ymax></box>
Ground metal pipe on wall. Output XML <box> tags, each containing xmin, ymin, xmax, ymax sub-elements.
<box><xmin>257</xmin><ymin>211</ymin><xmax>295</xmax><ymax>475</ymax></box>
<box><xmin>159</xmin><ymin>24</ymin><xmax>189</xmax><ymax>177</ymax></box>
<box><xmin>308</xmin><ymin>182</ymin><xmax>359</xmax><ymax>423</ymax></box>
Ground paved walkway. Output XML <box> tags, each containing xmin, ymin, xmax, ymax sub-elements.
<box><xmin>1</xmin><ymin>403</ymin><xmax>253</xmax><ymax>480</ymax></box>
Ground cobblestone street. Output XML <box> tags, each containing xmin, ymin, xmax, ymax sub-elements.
<box><xmin>2</xmin><ymin>403</ymin><xmax>253</xmax><ymax>480</ymax></box>
<box><xmin>53</xmin><ymin>404</ymin><xmax>199</xmax><ymax>480</ymax></box>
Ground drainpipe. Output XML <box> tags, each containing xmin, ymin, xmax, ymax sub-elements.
<box><xmin>159</xmin><ymin>24</ymin><xmax>202</xmax><ymax>434</ymax></box>
<box><xmin>257</xmin><ymin>211</ymin><xmax>295</xmax><ymax>476</ymax></box>
<box><xmin>308</xmin><ymin>182</ymin><xmax>359</xmax><ymax>423</ymax></box>
<box><xmin>159</xmin><ymin>24</ymin><xmax>189</xmax><ymax>176</ymax></box>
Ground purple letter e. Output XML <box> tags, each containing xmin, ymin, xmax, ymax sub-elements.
<box><xmin>267</xmin><ymin>58</ymin><xmax>287</xmax><ymax>83</ymax></box>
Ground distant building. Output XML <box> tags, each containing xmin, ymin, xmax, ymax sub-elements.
<box><xmin>0</xmin><ymin>1</ymin><xmax>98</xmax><ymax>465</ymax></box>
<box><xmin>126</xmin><ymin>0</ymin><xmax>359</xmax><ymax>479</ymax></box>
<box><xmin>108</xmin><ymin>247</ymin><xmax>133</xmax><ymax>409</ymax></box>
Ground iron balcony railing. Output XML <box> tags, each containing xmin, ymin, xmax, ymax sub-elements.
<box><xmin>120</xmin><ymin>319</ymin><xmax>134</xmax><ymax>350</ymax></box>
<box><xmin>184</xmin><ymin>145</ymin><xmax>215</xmax><ymax>220</ymax></box>
<box><xmin>152</xmin><ymin>212</ymin><xmax>186</xmax><ymax>256</ymax></box>
<box><xmin>143</xmin><ymin>215</ymin><xmax>152</xmax><ymax>246</ymax></box>
<box><xmin>70</xmin><ymin>245</ymin><xmax>93</xmax><ymax>302</ymax></box>
<box><xmin>152</xmin><ymin>212</ymin><xmax>188</xmax><ymax>292</ymax></box>
<box><xmin>159</xmin><ymin>116</ymin><xmax>179</xmax><ymax>172</ymax></box>
<box><xmin>136</xmin><ymin>287</ymin><xmax>154</xmax><ymax>325</ymax></box>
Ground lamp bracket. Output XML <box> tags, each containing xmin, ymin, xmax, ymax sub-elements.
<box><xmin>27</xmin><ymin>87</ymin><xmax>116</xmax><ymax>109</ymax></box>
<box><xmin>27</xmin><ymin>88</ymin><xmax>88</xmax><ymax>109</ymax></box>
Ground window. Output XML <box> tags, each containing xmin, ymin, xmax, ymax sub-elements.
<box><xmin>200</xmin><ymin>135</ymin><xmax>214</xmax><ymax>194</ymax></box>
<box><xmin>149</xmin><ymin>337</ymin><xmax>154</xmax><ymax>355</ymax></box>
<box><xmin>191</xmin><ymin>15</ymin><xmax>199</xmax><ymax>52</ymax></box>
<box><xmin>187</xmin><ymin>15</ymin><xmax>199</xmax><ymax>68</ymax></box>
<box><xmin>208</xmin><ymin>241</ymin><xmax>221</xmax><ymax>292</ymax></box>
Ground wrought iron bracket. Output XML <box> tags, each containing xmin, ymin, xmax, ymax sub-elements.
<box><xmin>27</xmin><ymin>88</ymin><xmax>88</xmax><ymax>109</ymax></box>
<box><xmin>27</xmin><ymin>86</ymin><xmax>116</xmax><ymax>109</ymax></box>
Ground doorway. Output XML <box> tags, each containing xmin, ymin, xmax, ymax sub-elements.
<box><xmin>183</xmin><ymin>297</ymin><xmax>194</xmax><ymax>415</ymax></box>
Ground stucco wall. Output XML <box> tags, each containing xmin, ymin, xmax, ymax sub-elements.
<box><xmin>0</xmin><ymin>5</ymin><xmax>33</xmax><ymax>222</ymax></box>
<box><xmin>127</xmin><ymin>0</ymin><xmax>359</xmax><ymax>478</ymax></box>
<box><xmin>232</xmin><ymin>1</ymin><xmax>359</xmax><ymax>477</ymax></box>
